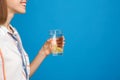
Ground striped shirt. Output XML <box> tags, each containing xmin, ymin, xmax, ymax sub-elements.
<box><xmin>0</xmin><ymin>25</ymin><xmax>30</xmax><ymax>80</ymax></box>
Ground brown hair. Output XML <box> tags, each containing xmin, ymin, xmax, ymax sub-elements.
<box><xmin>0</xmin><ymin>0</ymin><xmax>7</xmax><ymax>25</ymax></box>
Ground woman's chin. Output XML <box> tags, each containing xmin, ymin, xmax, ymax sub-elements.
<box><xmin>20</xmin><ymin>11</ymin><xmax>26</xmax><ymax>14</ymax></box>
<box><xmin>17</xmin><ymin>11</ymin><xmax>26</xmax><ymax>14</ymax></box>
<box><xmin>15</xmin><ymin>9</ymin><xmax>26</xmax><ymax>14</ymax></box>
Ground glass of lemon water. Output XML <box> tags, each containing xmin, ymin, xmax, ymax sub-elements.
<box><xmin>49</xmin><ymin>29</ymin><xmax>64</xmax><ymax>56</ymax></box>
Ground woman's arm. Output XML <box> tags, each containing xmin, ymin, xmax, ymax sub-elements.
<box><xmin>29</xmin><ymin>49</ymin><xmax>47</xmax><ymax>77</ymax></box>
<box><xmin>29</xmin><ymin>40</ymin><xmax>52</xmax><ymax>77</ymax></box>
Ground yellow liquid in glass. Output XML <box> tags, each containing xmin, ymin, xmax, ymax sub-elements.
<box><xmin>52</xmin><ymin>45</ymin><xmax>63</xmax><ymax>54</ymax></box>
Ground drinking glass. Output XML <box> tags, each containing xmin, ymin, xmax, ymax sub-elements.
<box><xmin>49</xmin><ymin>29</ymin><xmax>64</xmax><ymax>56</ymax></box>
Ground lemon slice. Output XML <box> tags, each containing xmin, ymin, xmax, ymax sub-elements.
<box><xmin>52</xmin><ymin>45</ymin><xmax>63</xmax><ymax>53</ymax></box>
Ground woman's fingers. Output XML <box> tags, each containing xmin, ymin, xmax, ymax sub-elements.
<box><xmin>44</xmin><ymin>36</ymin><xmax>65</xmax><ymax>52</ymax></box>
<box><xmin>56</xmin><ymin>36</ymin><xmax>65</xmax><ymax>48</ymax></box>
<box><xmin>56</xmin><ymin>36</ymin><xmax>65</xmax><ymax>41</ymax></box>
<box><xmin>57</xmin><ymin>42</ymin><xmax>65</xmax><ymax>48</ymax></box>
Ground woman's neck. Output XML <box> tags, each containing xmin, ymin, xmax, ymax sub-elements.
<box><xmin>3</xmin><ymin>12</ymin><xmax>14</xmax><ymax>33</ymax></box>
<box><xmin>4</xmin><ymin>13</ymin><xmax>14</xmax><ymax>27</ymax></box>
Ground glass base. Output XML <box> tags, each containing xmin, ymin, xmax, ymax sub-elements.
<box><xmin>52</xmin><ymin>52</ymin><xmax>63</xmax><ymax>56</ymax></box>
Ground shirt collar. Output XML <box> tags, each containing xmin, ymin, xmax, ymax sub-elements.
<box><xmin>0</xmin><ymin>24</ymin><xmax>17</xmax><ymax>35</ymax></box>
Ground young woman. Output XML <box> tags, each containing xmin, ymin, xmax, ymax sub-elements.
<box><xmin>0</xmin><ymin>0</ymin><xmax>64</xmax><ymax>80</ymax></box>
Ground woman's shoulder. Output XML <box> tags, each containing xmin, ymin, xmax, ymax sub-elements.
<box><xmin>0</xmin><ymin>25</ymin><xmax>6</xmax><ymax>38</ymax></box>
<box><xmin>0</xmin><ymin>27</ymin><xmax>5</xmax><ymax>48</ymax></box>
<box><xmin>0</xmin><ymin>26</ymin><xmax>5</xmax><ymax>37</ymax></box>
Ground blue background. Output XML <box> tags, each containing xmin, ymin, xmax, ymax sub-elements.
<box><xmin>11</xmin><ymin>0</ymin><xmax>120</xmax><ymax>80</ymax></box>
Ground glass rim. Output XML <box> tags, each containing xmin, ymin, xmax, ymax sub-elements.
<box><xmin>49</xmin><ymin>29</ymin><xmax>63</xmax><ymax>35</ymax></box>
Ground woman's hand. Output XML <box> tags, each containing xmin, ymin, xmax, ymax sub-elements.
<box><xmin>41</xmin><ymin>36</ymin><xmax>65</xmax><ymax>56</ymax></box>
<box><xmin>30</xmin><ymin>36</ymin><xmax>65</xmax><ymax>76</ymax></box>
